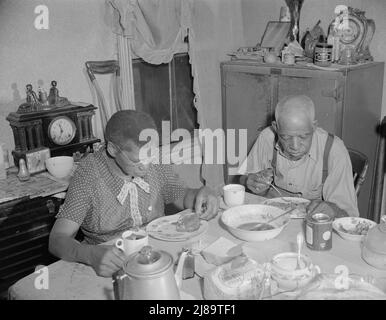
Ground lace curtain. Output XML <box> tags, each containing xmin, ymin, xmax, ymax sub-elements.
<box><xmin>107</xmin><ymin>0</ymin><xmax>245</xmax><ymax>189</ymax></box>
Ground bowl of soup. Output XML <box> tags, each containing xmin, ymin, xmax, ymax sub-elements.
<box><xmin>221</xmin><ymin>204</ymin><xmax>290</xmax><ymax>242</ymax></box>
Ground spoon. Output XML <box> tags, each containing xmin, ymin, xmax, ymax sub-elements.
<box><xmin>295</xmin><ymin>232</ymin><xmax>304</xmax><ymax>270</ymax></box>
<box><xmin>247</xmin><ymin>207</ymin><xmax>296</xmax><ymax>231</ymax></box>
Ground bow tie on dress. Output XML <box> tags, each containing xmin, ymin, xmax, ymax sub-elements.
<box><xmin>117</xmin><ymin>177</ymin><xmax>150</xmax><ymax>226</ymax></box>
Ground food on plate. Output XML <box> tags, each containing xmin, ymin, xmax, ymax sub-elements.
<box><xmin>339</xmin><ymin>220</ymin><xmax>373</xmax><ymax>235</ymax></box>
<box><xmin>176</xmin><ymin>210</ymin><xmax>200</xmax><ymax>232</ymax></box>
<box><xmin>201</xmin><ymin>237</ymin><xmax>244</xmax><ymax>266</ymax></box>
<box><xmin>267</xmin><ymin>201</ymin><xmax>308</xmax><ymax>214</ymax></box>
<box><xmin>203</xmin><ymin>256</ymin><xmax>265</xmax><ymax>299</ymax></box>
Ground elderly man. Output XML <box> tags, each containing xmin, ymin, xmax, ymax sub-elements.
<box><xmin>239</xmin><ymin>94</ymin><xmax>359</xmax><ymax>218</ymax></box>
<box><xmin>49</xmin><ymin>110</ymin><xmax>219</xmax><ymax>277</ymax></box>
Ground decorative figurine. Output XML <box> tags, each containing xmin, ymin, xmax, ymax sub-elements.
<box><xmin>48</xmin><ymin>80</ymin><xmax>59</xmax><ymax>105</ymax></box>
<box><xmin>17</xmin><ymin>158</ymin><xmax>30</xmax><ymax>181</ymax></box>
<box><xmin>26</xmin><ymin>84</ymin><xmax>39</xmax><ymax>106</ymax></box>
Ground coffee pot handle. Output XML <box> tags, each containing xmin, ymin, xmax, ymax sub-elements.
<box><xmin>175</xmin><ymin>250</ymin><xmax>188</xmax><ymax>289</ymax></box>
<box><xmin>115</xmin><ymin>239</ymin><xmax>124</xmax><ymax>252</ymax></box>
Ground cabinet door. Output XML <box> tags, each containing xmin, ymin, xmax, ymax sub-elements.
<box><xmin>0</xmin><ymin>197</ymin><xmax>61</xmax><ymax>294</ymax></box>
<box><xmin>277</xmin><ymin>75</ymin><xmax>344</xmax><ymax>137</ymax></box>
<box><xmin>222</xmin><ymin>70</ymin><xmax>272</xmax><ymax>180</ymax></box>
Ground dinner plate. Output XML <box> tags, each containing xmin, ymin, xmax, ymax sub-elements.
<box><xmin>146</xmin><ymin>212</ymin><xmax>208</xmax><ymax>242</ymax></box>
<box><xmin>262</xmin><ymin>197</ymin><xmax>310</xmax><ymax>219</ymax></box>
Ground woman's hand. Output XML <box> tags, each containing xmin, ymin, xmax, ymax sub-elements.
<box><xmin>194</xmin><ymin>186</ymin><xmax>219</xmax><ymax>221</ymax></box>
<box><xmin>89</xmin><ymin>245</ymin><xmax>127</xmax><ymax>277</ymax></box>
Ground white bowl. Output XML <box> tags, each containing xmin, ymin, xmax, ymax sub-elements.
<box><xmin>221</xmin><ymin>204</ymin><xmax>290</xmax><ymax>242</ymax></box>
<box><xmin>333</xmin><ymin>217</ymin><xmax>377</xmax><ymax>242</ymax></box>
<box><xmin>45</xmin><ymin>156</ymin><xmax>74</xmax><ymax>179</ymax></box>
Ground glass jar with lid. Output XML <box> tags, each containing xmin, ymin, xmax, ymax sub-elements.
<box><xmin>362</xmin><ymin>217</ymin><xmax>386</xmax><ymax>270</ymax></box>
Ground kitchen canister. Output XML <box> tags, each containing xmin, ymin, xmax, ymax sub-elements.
<box><xmin>314</xmin><ymin>42</ymin><xmax>333</xmax><ymax>67</ymax></box>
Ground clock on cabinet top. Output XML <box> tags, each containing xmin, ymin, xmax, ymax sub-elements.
<box><xmin>6</xmin><ymin>102</ymin><xmax>101</xmax><ymax>166</ymax></box>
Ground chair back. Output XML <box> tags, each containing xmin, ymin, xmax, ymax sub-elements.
<box><xmin>85</xmin><ymin>60</ymin><xmax>122</xmax><ymax>129</ymax></box>
<box><xmin>348</xmin><ymin>148</ymin><xmax>369</xmax><ymax>196</ymax></box>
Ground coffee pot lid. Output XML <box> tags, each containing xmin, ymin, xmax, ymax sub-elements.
<box><xmin>123</xmin><ymin>245</ymin><xmax>173</xmax><ymax>278</ymax></box>
<box><xmin>363</xmin><ymin>220</ymin><xmax>386</xmax><ymax>254</ymax></box>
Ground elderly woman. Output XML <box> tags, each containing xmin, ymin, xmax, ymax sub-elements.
<box><xmin>239</xmin><ymin>94</ymin><xmax>359</xmax><ymax>218</ymax></box>
<box><xmin>49</xmin><ymin>110</ymin><xmax>219</xmax><ymax>277</ymax></box>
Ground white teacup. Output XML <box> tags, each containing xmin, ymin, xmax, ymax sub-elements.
<box><xmin>115</xmin><ymin>229</ymin><xmax>149</xmax><ymax>256</ymax></box>
<box><xmin>223</xmin><ymin>184</ymin><xmax>245</xmax><ymax>207</ymax></box>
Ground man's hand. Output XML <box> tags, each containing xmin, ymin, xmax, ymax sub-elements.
<box><xmin>89</xmin><ymin>245</ymin><xmax>127</xmax><ymax>277</ymax></box>
<box><xmin>307</xmin><ymin>199</ymin><xmax>349</xmax><ymax>219</ymax></box>
<box><xmin>194</xmin><ymin>186</ymin><xmax>219</xmax><ymax>221</ymax></box>
<box><xmin>245</xmin><ymin>168</ymin><xmax>273</xmax><ymax>194</ymax></box>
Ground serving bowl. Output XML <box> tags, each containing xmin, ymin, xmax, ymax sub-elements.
<box><xmin>45</xmin><ymin>156</ymin><xmax>74</xmax><ymax>179</ymax></box>
<box><xmin>221</xmin><ymin>204</ymin><xmax>290</xmax><ymax>242</ymax></box>
<box><xmin>270</xmin><ymin>252</ymin><xmax>320</xmax><ymax>291</ymax></box>
<box><xmin>333</xmin><ymin>217</ymin><xmax>377</xmax><ymax>242</ymax></box>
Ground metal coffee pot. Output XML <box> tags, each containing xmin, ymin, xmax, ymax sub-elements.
<box><xmin>113</xmin><ymin>245</ymin><xmax>188</xmax><ymax>300</ymax></box>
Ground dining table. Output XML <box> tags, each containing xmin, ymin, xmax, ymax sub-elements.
<box><xmin>8</xmin><ymin>192</ymin><xmax>386</xmax><ymax>300</ymax></box>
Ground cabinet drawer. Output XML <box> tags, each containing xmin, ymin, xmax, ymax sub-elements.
<box><xmin>0</xmin><ymin>196</ymin><xmax>62</xmax><ymax>293</ymax></box>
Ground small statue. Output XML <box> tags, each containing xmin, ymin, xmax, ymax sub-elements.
<box><xmin>26</xmin><ymin>84</ymin><xmax>39</xmax><ymax>105</ymax></box>
<box><xmin>48</xmin><ymin>80</ymin><xmax>59</xmax><ymax>105</ymax></box>
<box><xmin>17</xmin><ymin>158</ymin><xmax>30</xmax><ymax>181</ymax></box>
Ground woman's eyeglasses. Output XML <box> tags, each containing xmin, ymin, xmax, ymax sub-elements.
<box><xmin>115</xmin><ymin>144</ymin><xmax>157</xmax><ymax>167</ymax></box>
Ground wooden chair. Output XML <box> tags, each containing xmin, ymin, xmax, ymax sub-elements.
<box><xmin>85</xmin><ymin>60</ymin><xmax>122</xmax><ymax>129</ymax></box>
<box><xmin>348</xmin><ymin>148</ymin><xmax>369</xmax><ymax>197</ymax></box>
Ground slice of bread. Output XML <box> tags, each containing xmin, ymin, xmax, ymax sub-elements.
<box><xmin>176</xmin><ymin>210</ymin><xmax>200</xmax><ymax>232</ymax></box>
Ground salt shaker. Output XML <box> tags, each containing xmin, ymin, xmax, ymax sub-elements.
<box><xmin>181</xmin><ymin>248</ymin><xmax>195</xmax><ymax>280</ymax></box>
<box><xmin>17</xmin><ymin>158</ymin><xmax>30</xmax><ymax>181</ymax></box>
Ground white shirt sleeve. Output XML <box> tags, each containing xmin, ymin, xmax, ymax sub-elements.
<box><xmin>238</xmin><ymin>128</ymin><xmax>275</xmax><ymax>175</ymax></box>
<box><xmin>323</xmin><ymin>138</ymin><xmax>360</xmax><ymax>217</ymax></box>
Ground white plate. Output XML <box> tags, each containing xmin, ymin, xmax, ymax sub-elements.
<box><xmin>146</xmin><ymin>212</ymin><xmax>208</xmax><ymax>242</ymax></box>
<box><xmin>332</xmin><ymin>217</ymin><xmax>377</xmax><ymax>242</ymax></box>
<box><xmin>262</xmin><ymin>197</ymin><xmax>310</xmax><ymax>219</ymax></box>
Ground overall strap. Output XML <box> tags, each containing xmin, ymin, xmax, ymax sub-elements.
<box><xmin>322</xmin><ymin>132</ymin><xmax>335</xmax><ymax>184</ymax></box>
<box><xmin>271</xmin><ymin>126</ymin><xmax>278</xmax><ymax>170</ymax></box>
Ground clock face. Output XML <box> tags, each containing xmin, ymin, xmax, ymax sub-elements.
<box><xmin>340</xmin><ymin>19</ymin><xmax>360</xmax><ymax>44</ymax></box>
<box><xmin>48</xmin><ymin>116</ymin><xmax>76</xmax><ymax>145</ymax></box>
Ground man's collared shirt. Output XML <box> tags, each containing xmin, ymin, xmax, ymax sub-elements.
<box><xmin>56</xmin><ymin>148</ymin><xmax>187</xmax><ymax>244</ymax></box>
<box><xmin>239</xmin><ymin>127</ymin><xmax>359</xmax><ymax>217</ymax></box>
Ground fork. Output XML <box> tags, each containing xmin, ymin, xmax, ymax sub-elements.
<box><xmin>268</xmin><ymin>183</ymin><xmax>292</xmax><ymax>202</ymax></box>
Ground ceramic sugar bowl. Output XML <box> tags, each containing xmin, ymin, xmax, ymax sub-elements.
<box><xmin>362</xmin><ymin>219</ymin><xmax>386</xmax><ymax>270</ymax></box>
<box><xmin>270</xmin><ymin>252</ymin><xmax>321</xmax><ymax>291</ymax></box>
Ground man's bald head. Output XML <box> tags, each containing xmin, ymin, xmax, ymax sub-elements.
<box><xmin>105</xmin><ymin>110</ymin><xmax>157</xmax><ymax>150</ymax></box>
<box><xmin>275</xmin><ymin>95</ymin><xmax>315</xmax><ymax>127</ymax></box>
<box><xmin>272</xmin><ymin>95</ymin><xmax>317</xmax><ymax>161</ymax></box>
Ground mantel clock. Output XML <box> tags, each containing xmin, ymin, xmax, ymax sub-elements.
<box><xmin>7</xmin><ymin>102</ymin><xmax>100</xmax><ymax>166</ymax></box>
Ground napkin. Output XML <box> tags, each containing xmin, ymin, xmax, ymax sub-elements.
<box><xmin>201</xmin><ymin>237</ymin><xmax>244</xmax><ymax>266</ymax></box>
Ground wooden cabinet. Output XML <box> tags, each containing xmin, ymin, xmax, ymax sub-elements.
<box><xmin>0</xmin><ymin>196</ymin><xmax>63</xmax><ymax>295</ymax></box>
<box><xmin>221</xmin><ymin>60</ymin><xmax>384</xmax><ymax>220</ymax></box>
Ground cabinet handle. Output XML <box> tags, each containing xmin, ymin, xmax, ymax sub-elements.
<box><xmin>321</xmin><ymin>86</ymin><xmax>343</xmax><ymax>101</ymax></box>
<box><xmin>46</xmin><ymin>199</ymin><xmax>55</xmax><ymax>214</ymax></box>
